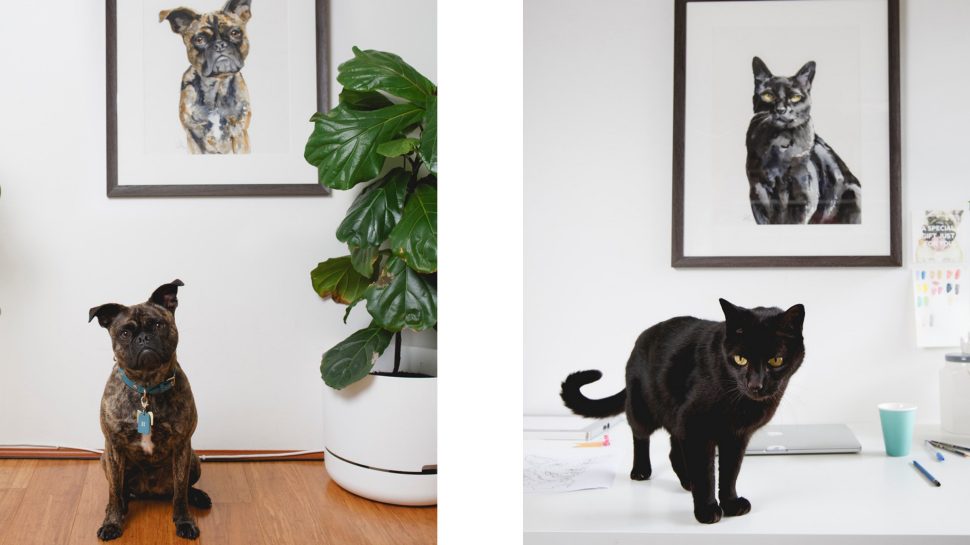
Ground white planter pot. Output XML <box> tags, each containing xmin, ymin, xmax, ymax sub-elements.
<box><xmin>322</xmin><ymin>365</ymin><xmax>437</xmax><ymax>506</ymax></box>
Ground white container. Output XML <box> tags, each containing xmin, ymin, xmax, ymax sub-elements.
<box><xmin>321</xmin><ymin>346</ymin><xmax>436</xmax><ymax>506</ymax></box>
<box><xmin>940</xmin><ymin>353</ymin><xmax>970</xmax><ymax>435</ymax></box>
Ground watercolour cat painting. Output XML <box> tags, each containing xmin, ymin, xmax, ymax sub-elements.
<box><xmin>745</xmin><ymin>57</ymin><xmax>861</xmax><ymax>225</ymax></box>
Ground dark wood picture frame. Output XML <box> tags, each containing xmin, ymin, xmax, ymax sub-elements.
<box><xmin>105</xmin><ymin>0</ymin><xmax>331</xmax><ymax>197</ymax></box>
<box><xmin>671</xmin><ymin>0</ymin><xmax>901</xmax><ymax>267</ymax></box>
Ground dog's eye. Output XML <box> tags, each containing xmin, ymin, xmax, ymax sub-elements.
<box><xmin>193</xmin><ymin>34</ymin><xmax>208</xmax><ymax>46</ymax></box>
<box><xmin>229</xmin><ymin>28</ymin><xmax>242</xmax><ymax>39</ymax></box>
<box><xmin>120</xmin><ymin>330</ymin><xmax>130</xmax><ymax>338</ymax></box>
<box><xmin>154</xmin><ymin>322</ymin><xmax>164</xmax><ymax>330</ymax></box>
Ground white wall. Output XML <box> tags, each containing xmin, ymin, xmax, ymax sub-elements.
<box><xmin>0</xmin><ymin>0</ymin><xmax>435</xmax><ymax>450</ymax></box>
<box><xmin>525</xmin><ymin>0</ymin><xmax>970</xmax><ymax>425</ymax></box>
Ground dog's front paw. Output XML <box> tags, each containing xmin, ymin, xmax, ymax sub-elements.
<box><xmin>97</xmin><ymin>523</ymin><xmax>123</xmax><ymax>541</ymax></box>
<box><xmin>693</xmin><ymin>501</ymin><xmax>722</xmax><ymax>524</ymax></box>
<box><xmin>721</xmin><ymin>496</ymin><xmax>751</xmax><ymax>517</ymax></box>
<box><xmin>175</xmin><ymin>520</ymin><xmax>200</xmax><ymax>540</ymax></box>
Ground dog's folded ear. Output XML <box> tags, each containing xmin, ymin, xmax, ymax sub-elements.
<box><xmin>160</xmin><ymin>8</ymin><xmax>200</xmax><ymax>33</ymax></box>
<box><xmin>223</xmin><ymin>0</ymin><xmax>252</xmax><ymax>22</ymax></box>
<box><xmin>149</xmin><ymin>279</ymin><xmax>185</xmax><ymax>315</ymax></box>
<box><xmin>89</xmin><ymin>304</ymin><xmax>127</xmax><ymax>329</ymax></box>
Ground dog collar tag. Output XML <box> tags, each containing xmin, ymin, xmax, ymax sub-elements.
<box><xmin>136</xmin><ymin>410</ymin><xmax>153</xmax><ymax>435</ymax></box>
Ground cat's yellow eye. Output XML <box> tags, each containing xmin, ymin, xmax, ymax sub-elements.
<box><xmin>790</xmin><ymin>95</ymin><xmax>803</xmax><ymax>103</ymax></box>
<box><xmin>768</xmin><ymin>357</ymin><xmax>784</xmax><ymax>367</ymax></box>
<box><xmin>734</xmin><ymin>355</ymin><xmax>748</xmax><ymax>366</ymax></box>
<box><xmin>760</xmin><ymin>92</ymin><xmax>775</xmax><ymax>103</ymax></box>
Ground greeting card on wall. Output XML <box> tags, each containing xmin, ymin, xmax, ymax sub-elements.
<box><xmin>106</xmin><ymin>0</ymin><xmax>330</xmax><ymax>197</ymax></box>
<box><xmin>912</xmin><ymin>205</ymin><xmax>970</xmax><ymax>347</ymax></box>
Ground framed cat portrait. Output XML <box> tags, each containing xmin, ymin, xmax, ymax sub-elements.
<box><xmin>671</xmin><ymin>0</ymin><xmax>901</xmax><ymax>267</ymax></box>
<box><xmin>106</xmin><ymin>0</ymin><xmax>330</xmax><ymax>197</ymax></box>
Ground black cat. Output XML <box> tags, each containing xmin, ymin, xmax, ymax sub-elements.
<box><xmin>746</xmin><ymin>57</ymin><xmax>861</xmax><ymax>224</ymax></box>
<box><xmin>560</xmin><ymin>299</ymin><xmax>805</xmax><ymax>524</ymax></box>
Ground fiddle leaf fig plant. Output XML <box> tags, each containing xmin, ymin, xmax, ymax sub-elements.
<box><xmin>306</xmin><ymin>47</ymin><xmax>437</xmax><ymax>390</ymax></box>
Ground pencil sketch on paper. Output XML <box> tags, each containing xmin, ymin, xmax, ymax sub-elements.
<box><xmin>523</xmin><ymin>447</ymin><xmax>616</xmax><ymax>494</ymax></box>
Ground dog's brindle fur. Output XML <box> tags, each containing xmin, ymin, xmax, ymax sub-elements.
<box><xmin>161</xmin><ymin>0</ymin><xmax>252</xmax><ymax>154</ymax></box>
<box><xmin>90</xmin><ymin>280</ymin><xmax>211</xmax><ymax>541</ymax></box>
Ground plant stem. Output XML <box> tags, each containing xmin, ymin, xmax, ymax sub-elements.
<box><xmin>393</xmin><ymin>331</ymin><xmax>402</xmax><ymax>374</ymax></box>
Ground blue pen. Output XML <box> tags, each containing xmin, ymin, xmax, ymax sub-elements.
<box><xmin>925</xmin><ymin>440</ymin><xmax>945</xmax><ymax>461</ymax></box>
<box><xmin>913</xmin><ymin>460</ymin><xmax>942</xmax><ymax>487</ymax></box>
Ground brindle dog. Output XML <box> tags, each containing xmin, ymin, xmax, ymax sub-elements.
<box><xmin>160</xmin><ymin>0</ymin><xmax>252</xmax><ymax>154</ymax></box>
<box><xmin>89</xmin><ymin>280</ymin><xmax>211</xmax><ymax>541</ymax></box>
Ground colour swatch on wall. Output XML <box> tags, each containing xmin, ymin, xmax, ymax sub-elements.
<box><xmin>913</xmin><ymin>266</ymin><xmax>969</xmax><ymax>347</ymax></box>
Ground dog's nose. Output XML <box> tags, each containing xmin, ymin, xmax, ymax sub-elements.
<box><xmin>214</xmin><ymin>40</ymin><xmax>228</xmax><ymax>52</ymax></box>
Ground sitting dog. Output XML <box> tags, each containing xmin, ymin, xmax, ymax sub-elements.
<box><xmin>160</xmin><ymin>0</ymin><xmax>252</xmax><ymax>154</ymax></box>
<box><xmin>89</xmin><ymin>280</ymin><xmax>211</xmax><ymax>540</ymax></box>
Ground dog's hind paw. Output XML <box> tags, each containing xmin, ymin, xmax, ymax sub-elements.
<box><xmin>188</xmin><ymin>487</ymin><xmax>212</xmax><ymax>509</ymax></box>
<box><xmin>97</xmin><ymin>523</ymin><xmax>123</xmax><ymax>541</ymax></box>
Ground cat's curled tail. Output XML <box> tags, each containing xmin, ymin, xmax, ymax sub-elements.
<box><xmin>560</xmin><ymin>370</ymin><xmax>626</xmax><ymax>417</ymax></box>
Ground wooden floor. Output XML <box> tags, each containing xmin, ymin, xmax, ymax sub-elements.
<box><xmin>0</xmin><ymin>459</ymin><xmax>436</xmax><ymax>545</ymax></box>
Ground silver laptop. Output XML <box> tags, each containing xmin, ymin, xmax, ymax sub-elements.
<box><xmin>744</xmin><ymin>424</ymin><xmax>861</xmax><ymax>455</ymax></box>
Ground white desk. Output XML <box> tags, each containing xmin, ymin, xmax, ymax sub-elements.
<box><xmin>525</xmin><ymin>422</ymin><xmax>970</xmax><ymax>544</ymax></box>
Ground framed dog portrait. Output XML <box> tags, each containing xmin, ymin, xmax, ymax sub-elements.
<box><xmin>106</xmin><ymin>0</ymin><xmax>330</xmax><ymax>197</ymax></box>
<box><xmin>671</xmin><ymin>0</ymin><xmax>901</xmax><ymax>267</ymax></box>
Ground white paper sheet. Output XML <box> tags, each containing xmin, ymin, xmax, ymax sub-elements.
<box><xmin>523</xmin><ymin>445</ymin><xmax>616</xmax><ymax>494</ymax></box>
<box><xmin>912</xmin><ymin>206</ymin><xmax>970</xmax><ymax>347</ymax></box>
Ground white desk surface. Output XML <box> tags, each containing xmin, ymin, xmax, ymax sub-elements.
<box><xmin>525</xmin><ymin>422</ymin><xmax>970</xmax><ymax>545</ymax></box>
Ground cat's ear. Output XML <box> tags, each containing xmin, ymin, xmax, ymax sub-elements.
<box><xmin>752</xmin><ymin>57</ymin><xmax>772</xmax><ymax>85</ymax></box>
<box><xmin>779</xmin><ymin>304</ymin><xmax>805</xmax><ymax>337</ymax></box>
<box><xmin>795</xmin><ymin>61</ymin><xmax>816</xmax><ymax>90</ymax></box>
<box><xmin>719</xmin><ymin>298</ymin><xmax>742</xmax><ymax>323</ymax></box>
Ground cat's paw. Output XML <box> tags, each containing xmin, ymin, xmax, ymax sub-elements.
<box><xmin>721</xmin><ymin>496</ymin><xmax>751</xmax><ymax>517</ymax></box>
<box><xmin>97</xmin><ymin>523</ymin><xmax>123</xmax><ymax>541</ymax></box>
<box><xmin>693</xmin><ymin>501</ymin><xmax>722</xmax><ymax>524</ymax></box>
<box><xmin>629</xmin><ymin>468</ymin><xmax>651</xmax><ymax>481</ymax></box>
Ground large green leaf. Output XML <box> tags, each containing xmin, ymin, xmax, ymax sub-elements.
<box><xmin>377</xmin><ymin>138</ymin><xmax>420</xmax><ymax>158</ymax></box>
<box><xmin>389</xmin><ymin>184</ymin><xmax>437</xmax><ymax>273</ymax></box>
<box><xmin>337</xmin><ymin>47</ymin><xmax>436</xmax><ymax>107</ymax></box>
<box><xmin>419</xmin><ymin>96</ymin><xmax>437</xmax><ymax>173</ymax></box>
<box><xmin>349</xmin><ymin>245</ymin><xmax>380</xmax><ymax>278</ymax></box>
<box><xmin>364</xmin><ymin>256</ymin><xmax>437</xmax><ymax>331</ymax></box>
<box><xmin>305</xmin><ymin>103</ymin><xmax>424</xmax><ymax>190</ymax></box>
<box><xmin>338</xmin><ymin>88</ymin><xmax>393</xmax><ymax>111</ymax></box>
<box><xmin>336</xmin><ymin>168</ymin><xmax>409</xmax><ymax>248</ymax></box>
<box><xmin>321</xmin><ymin>324</ymin><xmax>393</xmax><ymax>389</ymax></box>
<box><xmin>310</xmin><ymin>256</ymin><xmax>370</xmax><ymax>305</ymax></box>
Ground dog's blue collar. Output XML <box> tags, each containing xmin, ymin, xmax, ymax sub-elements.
<box><xmin>116</xmin><ymin>368</ymin><xmax>176</xmax><ymax>395</ymax></box>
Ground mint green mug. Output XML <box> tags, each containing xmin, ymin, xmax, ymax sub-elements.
<box><xmin>878</xmin><ymin>402</ymin><xmax>917</xmax><ymax>456</ymax></box>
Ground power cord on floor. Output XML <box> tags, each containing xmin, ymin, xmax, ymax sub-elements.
<box><xmin>0</xmin><ymin>444</ymin><xmax>324</xmax><ymax>461</ymax></box>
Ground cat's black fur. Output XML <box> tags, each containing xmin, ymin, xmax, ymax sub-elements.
<box><xmin>746</xmin><ymin>56</ymin><xmax>861</xmax><ymax>224</ymax></box>
<box><xmin>561</xmin><ymin>299</ymin><xmax>805</xmax><ymax>524</ymax></box>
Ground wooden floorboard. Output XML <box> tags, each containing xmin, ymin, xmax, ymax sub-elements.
<box><xmin>0</xmin><ymin>459</ymin><xmax>436</xmax><ymax>545</ymax></box>
<box><xmin>1</xmin><ymin>460</ymin><xmax>87</xmax><ymax>545</ymax></box>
